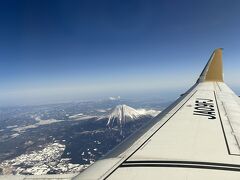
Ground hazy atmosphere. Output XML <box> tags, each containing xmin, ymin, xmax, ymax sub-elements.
<box><xmin>1</xmin><ymin>0</ymin><xmax>240</xmax><ymax>106</ymax></box>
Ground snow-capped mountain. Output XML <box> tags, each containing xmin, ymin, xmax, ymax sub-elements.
<box><xmin>107</xmin><ymin>104</ymin><xmax>160</xmax><ymax>128</ymax></box>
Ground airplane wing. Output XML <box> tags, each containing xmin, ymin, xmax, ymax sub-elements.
<box><xmin>3</xmin><ymin>49</ymin><xmax>240</xmax><ymax>180</ymax></box>
<box><xmin>76</xmin><ymin>48</ymin><xmax>240</xmax><ymax>180</ymax></box>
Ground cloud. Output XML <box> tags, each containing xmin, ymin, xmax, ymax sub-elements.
<box><xmin>109</xmin><ymin>96</ymin><xmax>121</xmax><ymax>100</ymax></box>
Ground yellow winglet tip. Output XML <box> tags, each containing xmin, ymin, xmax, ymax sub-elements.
<box><xmin>198</xmin><ymin>48</ymin><xmax>224</xmax><ymax>82</ymax></box>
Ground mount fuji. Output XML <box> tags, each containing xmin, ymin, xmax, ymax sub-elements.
<box><xmin>107</xmin><ymin>104</ymin><xmax>160</xmax><ymax>129</ymax></box>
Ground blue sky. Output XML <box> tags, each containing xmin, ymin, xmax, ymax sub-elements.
<box><xmin>1</xmin><ymin>0</ymin><xmax>240</xmax><ymax>106</ymax></box>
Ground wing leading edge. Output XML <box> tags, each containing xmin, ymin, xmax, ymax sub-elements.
<box><xmin>76</xmin><ymin>48</ymin><xmax>240</xmax><ymax>180</ymax></box>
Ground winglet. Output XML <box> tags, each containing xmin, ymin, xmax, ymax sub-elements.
<box><xmin>197</xmin><ymin>48</ymin><xmax>224</xmax><ymax>82</ymax></box>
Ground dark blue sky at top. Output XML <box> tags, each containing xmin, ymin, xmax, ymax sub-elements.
<box><xmin>1</xmin><ymin>0</ymin><xmax>240</xmax><ymax>106</ymax></box>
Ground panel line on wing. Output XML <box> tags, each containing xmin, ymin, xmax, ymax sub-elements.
<box><xmin>120</xmin><ymin>162</ymin><xmax>240</xmax><ymax>172</ymax></box>
<box><xmin>121</xmin><ymin>160</ymin><xmax>240</xmax><ymax>168</ymax></box>
<box><xmin>214</xmin><ymin>91</ymin><xmax>240</xmax><ymax>156</ymax></box>
<box><xmin>214</xmin><ymin>90</ymin><xmax>231</xmax><ymax>155</ymax></box>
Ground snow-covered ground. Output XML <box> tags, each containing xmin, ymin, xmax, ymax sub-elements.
<box><xmin>12</xmin><ymin>117</ymin><xmax>63</xmax><ymax>133</ymax></box>
<box><xmin>136</xmin><ymin>108</ymin><xmax>160</xmax><ymax>117</ymax></box>
<box><xmin>11</xmin><ymin>114</ymin><xmax>95</xmax><ymax>135</ymax></box>
<box><xmin>69</xmin><ymin>113</ymin><xmax>96</xmax><ymax>121</ymax></box>
<box><xmin>0</xmin><ymin>143</ymin><xmax>86</xmax><ymax>175</ymax></box>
